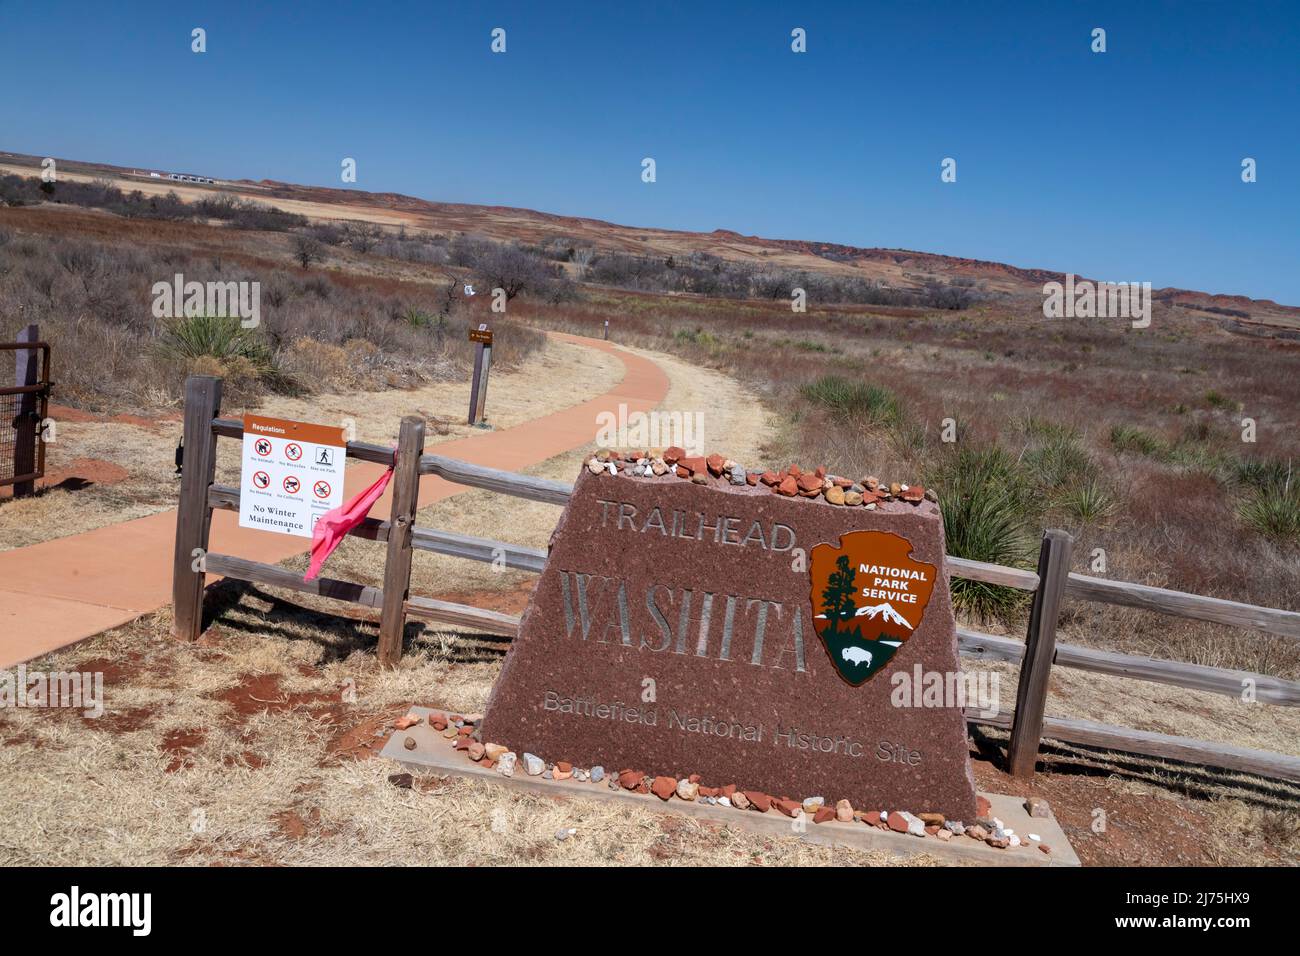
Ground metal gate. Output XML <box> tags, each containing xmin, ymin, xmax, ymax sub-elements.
<box><xmin>1</xmin><ymin>337</ymin><xmax>51</xmax><ymax>490</ymax></box>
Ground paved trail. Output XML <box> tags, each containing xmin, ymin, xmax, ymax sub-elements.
<box><xmin>0</xmin><ymin>333</ymin><xmax>669</xmax><ymax>667</ymax></box>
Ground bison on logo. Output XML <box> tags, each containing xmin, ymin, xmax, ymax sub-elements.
<box><xmin>809</xmin><ymin>530</ymin><xmax>936</xmax><ymax>686</ymax></box>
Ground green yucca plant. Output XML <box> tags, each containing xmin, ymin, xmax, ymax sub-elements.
<box><xmin>926</xmin><ymin>445</ymin><xmax>1035</xmax><ymax>621</ymax></box>
<box><xmin>1056</xmin><ymin>476</ymin><xmax>1116</xmax><ymax>526</ymax></box>
<box><xmin>158</xmin><ymin>314</ymin><xmax>272</xmax><ymax>368</ymax></box>
<box><xmin>1238</xmin><ymin>473</ymin><xmax>1300</xmax><ymax>542</ymax></box>
<box><xmin>799</xmin><ymin>375</ymin><xmax>900</xmax><ymax>426</ymax></box>
<box><xmin>1109</xmin><ymin>423</ymin><xmax>1166</xmax><ymax>459</ymax></box>
<box><xmin>1023</xmin><ymin>433</ymin><xmax>1096</xmax><ymax>492</ymax></box>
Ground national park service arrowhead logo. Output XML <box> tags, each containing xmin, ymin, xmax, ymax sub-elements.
<box><xmin>809</xmin><ymin>531</ymin><xmax>936</xmax><ymax>686</ymax></box>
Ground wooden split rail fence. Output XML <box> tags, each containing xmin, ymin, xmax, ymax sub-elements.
<box><xmin>172</xmin><ymin>375</ymin><xmax>1300</xmax><ymax>784</ymax></box>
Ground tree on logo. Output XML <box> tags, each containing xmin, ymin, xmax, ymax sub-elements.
<box><xmin>821</xmin><ymin>555</ymin><xmax>859</xmax><ymax>636</ymax></box>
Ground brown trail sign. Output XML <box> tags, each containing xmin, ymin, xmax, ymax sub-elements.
<box><xmin>479</xmin><ymin>467</ymin><xmax>980</xmax><ymax>819</ymax></box>
<box><xmin>467</xmin><ymin>324</ymin><xmax>492</xmax><ymax>426</ymax></box>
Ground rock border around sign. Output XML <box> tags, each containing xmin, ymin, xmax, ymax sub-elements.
<box><xmin>379</xmin><ymin>707</ymin><xmax>1080</xmax><ymax>867</ymax></box>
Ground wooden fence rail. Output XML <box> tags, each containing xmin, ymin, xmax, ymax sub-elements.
<box><xmin>177</xmin><ymin>376</ymin><xmax>1300</xmax><ymax>785</ymax></box>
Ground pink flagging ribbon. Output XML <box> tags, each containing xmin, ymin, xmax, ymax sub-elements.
<box><xmin>304</xmin><ymin>451</ymin><xmax>396</xmax><ymax>582</ymax></box>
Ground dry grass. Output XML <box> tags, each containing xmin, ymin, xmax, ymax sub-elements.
<box><xmin>0</xmin><ymin>606</ymin><xmax>930</xmax><ymax>867</ymax></box>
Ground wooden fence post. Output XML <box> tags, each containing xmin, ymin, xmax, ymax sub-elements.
<box><xmin>1007</xmin><ymin>528</ymin><xmax>1074</xmax><ymax>777</ymax></box>
<box><xmin>12</xmin><ymin>323</ymin><xmax>39</xmax><ymax>498</ymax></box>
<box><xmin>172</xmin><ymin>375</ymin><xmax>223</xmax><ymax>641</ymax></box>
<box><xmin>377</xmin><ymin>416</ymin><xmax>426</xmax><ymax>666</ymax></box>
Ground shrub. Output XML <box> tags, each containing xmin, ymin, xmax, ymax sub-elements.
<box><xmin>1205</xmin><ymin>389</ymin><xmax>1233</xmax><ymax>409</ymax></box>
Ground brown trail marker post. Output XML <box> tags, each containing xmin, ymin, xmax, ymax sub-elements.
<box><xmin>479</xmin><ymin>465</ymin><xmax>979</xmax><ymax>820</ymax></box>
<box><xmin>467</xmin><ymin>324</ymin><xmax>493</xmax><ymax>426</ymax></box>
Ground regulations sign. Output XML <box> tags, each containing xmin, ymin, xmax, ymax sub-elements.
<box><xmin>239</xmin><ymin>414</ymin><xmax>345</xmax><ymax>537</ymax></box>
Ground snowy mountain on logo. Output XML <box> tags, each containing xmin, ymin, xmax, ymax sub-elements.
<box><xmin>854</xmin><ymin>601</ymin><xmax>913</xmax><ymax>630</ymax></box>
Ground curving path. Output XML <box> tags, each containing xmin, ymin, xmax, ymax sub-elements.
<box><xmin>0</xmin><ymin>332</ymin><xmax>670</xmax><ymax>667</ymax></box>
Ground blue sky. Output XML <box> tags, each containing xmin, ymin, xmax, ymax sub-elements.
<box><xmin>2</xmin><ymin>1</ymin><xmax>1297</xmax><ymax>303</ymax></box>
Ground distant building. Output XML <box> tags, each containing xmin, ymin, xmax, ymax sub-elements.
<box><xmin>164</xmin><ymin>172</ymin><xmax>216</xmax><ymax>184</ymax></box>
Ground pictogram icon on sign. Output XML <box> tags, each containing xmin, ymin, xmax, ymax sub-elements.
<box><xmin>254</xmin><ymin>438</ymin><xmax>273</xmax><ymax>457</ymax></box>
<box><xmin>285</xmin><ymin>442</ymin><xmax>303</xmax><ymax>461</ymax></box>
<box><xmin>283</xmin><ymin>475</ymin><xmax>301</xmax><ymax>494</ymax></box>
<box><xmin>313</xmin><ymin>480</ymin><xmax>332</xmax><ymax>500</ymax></box>
<box><xmin>252</xmin><ymin>470</ymin><xmax>270</xmax><ymax>489</ymax></box>
<box><xmin>316</xmin><ymin>447</ymin><xmax>332</xmax><ymax>465</ymax></box>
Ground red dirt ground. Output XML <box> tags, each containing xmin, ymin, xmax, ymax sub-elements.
<box><xmin>0</xmin><ymin>457</ymin><xmax>130</xmax><ymax>498</ymax></box>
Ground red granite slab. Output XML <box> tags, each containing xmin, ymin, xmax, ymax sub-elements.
<box><xmin>479</xmin><ymin>467</ymin><xmax>978</xmax><ymax>820</ymax></box>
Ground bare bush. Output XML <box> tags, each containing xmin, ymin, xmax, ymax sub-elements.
<box><xmin>293</xmin><ymin>235</ymin><xmax>326</xmax><ymax>269</ymax></box>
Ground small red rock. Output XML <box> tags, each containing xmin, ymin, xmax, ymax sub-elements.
<box><xmin>556</xmin><ymin>761</ymin><xmax>572</xmax><ymax>773</ymax></box>
<box><xmin>619</xmin><ymin>770</ymin><xmax>645</xmax><ymax>790</ymax></box>
<box><xmin>675</xmin><ymin>465</ymin><xmax>690</xmax><ymax>479</ymax></box>
<box><xmin>651</xmin><ymin>776</ymin><xmax>677</xmax><ymax>800</ymax></box>
<box><xmin>394</xmin><ymin>714</ymin><xmax>421</xmax><ymax>730</ymax></box>
<box><xmin>744</xmin><ymin>791</ymin><xmax>772</xmax><ymax>813</ymax></box>
<box><xmin>698</xmin><ymin>786</ymin><xmax>719</xmax><ymax>798</ymax></box>
<box><xmin>746</xmin><ymin>472</ymin><xmax>759</xmax><ymax>486</ymax></box>
<box><xmin>688</xmin><ymin>773</ymin><xmax>701</xmax><ymax>784</ymax></box>
<box><xmin>679</xmin><ymin>455</ymin><xmax>707</xmax><ymax>475</ymax></box>
<box><xmin>453</xmin><ymin>737</ymin><xmax>471</xmax><ymax>751</ymax></box>
<box><xmin>813</xmin><ymin>807</ymin><xmax>836</xmax><ymax>824</ymax></box>
<box><xmin>706</xmin><ymin>453</ymin><xmax>726</xmax><ymax>476</ymax></box>
<box><xmin>430</xmin><ymin>716</ymin><xmax>447</xmax><ymax>731</ymax></box>
<box><xmin>887</xmin><ymin>811</ymin><xmax>910</xmax><ymax>833</ymax></box>
<box><xmin>777</xmin><ymin>475</ymin><xmax>799</xmax><ymax>496</ymax></box>
<box><xmin>662</xmin><ymin>446</ymin><xmax>685</xmax><ymax>464</ymax></box>
<box><xmin>774</xmin><ymin>798</ymin><xmax>803</xmax><ymax>818</ymax></box>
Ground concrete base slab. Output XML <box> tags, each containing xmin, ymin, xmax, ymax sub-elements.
<box><xmin>381</xmin><ymin>706</ymin><xmax>1081</xmax><ymax>867</ymax></box>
